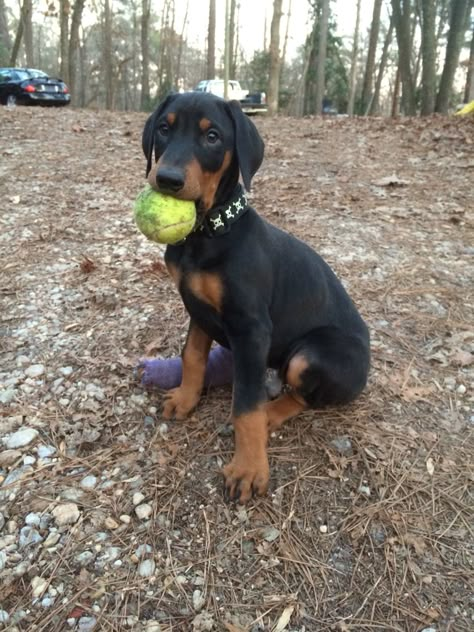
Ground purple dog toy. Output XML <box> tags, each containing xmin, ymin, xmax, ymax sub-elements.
<box><xmin>137</xmin><ymin>344</ymin><xmax>233</xmax><ymax>389</ymax></box>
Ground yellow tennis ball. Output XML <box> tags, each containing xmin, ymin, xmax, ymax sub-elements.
<box><xmin>134</xmin><ymin>186</ymin><xmax>196</xmax><ymax>245</ymax></box>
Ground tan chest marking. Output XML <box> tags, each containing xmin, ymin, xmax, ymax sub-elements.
<box><xmin>187</xmin><ymin>272</ymin><xmax>223</xmax><ymax>312</ymax></box>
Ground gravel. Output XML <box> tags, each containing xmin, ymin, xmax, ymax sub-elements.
<box><xmin>3</xmin><ymin>428</ymin><xmax>39</xmax><ymax>449</ymax></box>
<box><xmin>135</xmin><ymin>503</ymin><xmax>152</xmax><ymax>520</ymax></box>
<box><xmin>138</xmin><ymin>558</ymin><xmax>156</xmax><ymax>577</ymax></box>
<box><xmin>52</xmin><ymin>503</ymin><xmax>80</xmax><ymax>526</ymax></box>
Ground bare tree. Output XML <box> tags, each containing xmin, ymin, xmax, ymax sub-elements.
<box><xmin>369</xmin><ymin>15</ymin><xmax>395</xmax><ymax>115</ymax></box>
<box><xmin>103</xmin><ymin>0</ymin><xmax>114</xmax><ymax>109</ymax></box>
<box><xmin>10</xmin><ymin>0</ymin><xmax>33</xmax><ymax>66</ymax></box>
<box><xmin>229</xmin><ymin>0</ymin><xmax>237</xmax><ymax>78</ymax></box>
<box><xmin>207</xmin><ymin>0</ymin><xmax>216</xmax><ymax>79</ymax></box>
<box><xmin>59</xmin><ymin>0</ymin><xmax>70</xmax><ymax>81</ymax></box>
<box><xmin>157</xmin><ymin>0</ymin><xmax>176</xmax><ymax>98</ymax></box>
<box><xmin>224</xmin><ymin>0</ymin><xmax>229</xmax><ymax>97</ymax></box>
<box><xmin>391</xmin><ymin>0</ymin><xmax>417</xmax><ymax>114</ymax></box>
<box><xmin>361</xmin><ymin>0</ymin><xmax>383</xmax><ymax>115</ymax></box>
<box><xmin>23</xmin><ymin>0</ymin><xmax>34</xmax><ymax>65</ymax></box>
<box><xmin>464</xmin><ymin>20</ymin><xmax>474</xmax><ymax>102</ymax></box>
<box><xmin>420</xmin><ymin>0</ymin><xmax>437</xmax><ymax>114</ymax></box>
<box><xmin>140</xmin><ymin>0</ymin><xmax>151</xmax><ymax>108</ymax></box>
<box><xmin>315</xmin><ymin>0</ymin><xmax>329</xmax><ymax>114</ymax></box>
<box><xmin>348</xmin><ymin>0</ymin><xmax>362</xmax><ymax>115</ymax></box>
<box><xmin>370</xmin><ymin>15</ymin><xmax>395</xmax><ymax>114</ymax></box>
<box><xmin>267</xmin><ymin>0</ymin><xmax>283</xmax><ymax>115</ymax></box>
<box><xmin>436</xmin><ymin>0</ymin><xmax>471</xmax><ymax>112</ymax></box>
<box><xmin>176</xmin><ymin>0</ymin><xmax>189</xmax><ymax>84</ymax></box>
<box><xmin>391</xmin><ymin>62</ymin><xmax>401</xmax><ymax>116</ymax></box>
<box><xmin>263</xmin><ymin>11</ymin><xmax>268</xmax><ymax>51</ymax></box>
<box><xmin>281</xmin><ymin>0</ymin><xmax>293</xmax><ymax>69</ymax></box>
<box><xmin>68</xmin><ymin>0</ymin><xmax>86</xmax><ymax>98</ymax></box>
<box><xmin>0</xmin><ymin>0</ymin><xmax>12</xmax><ymax>64</ymax></box>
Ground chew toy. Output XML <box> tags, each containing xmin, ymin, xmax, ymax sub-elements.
<box><xmin>134</xmin><ymin>185</ymin><xmax>196</xmax><ymax>244</ymax></box>
<box><xmin>138</xmin><ymin>345</ymin><xmax>233</xmax><ymax>389</ymax></box>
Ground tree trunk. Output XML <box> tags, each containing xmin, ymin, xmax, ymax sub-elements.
<box><xmin>464</xmin><ymin>22</ymin><xmax>474</xmax><ymax>102</ymax></box>
<box><xmin>10</xmin><ymin>20</ymin><xmax>23</xmax><ymax>66</ymax></box>
<box><xmin>23</xmin><ymin>0</ymin><xmax>33</xmax><ymax>65</ymax></box>
<box><xmin>132</xmin><ymin>9</ymin><xmax>138</xmax><ymax>108</ymax></box>
<box><xmin>370</xmin><ymin>16</ymin><xmax>395</xmax><ymax>114</ymax></box>
<box><xmin>281</xmin><ymin>0</ymin><xmax>292</xmax><ymax>69</ymax></box>
<box><xmin>267</xmin><ymin>0</ymin><xmax>283</xmax><ymax>115</ymax></box>
<box><xmin>224</xmin><ymin>0</ymin><xmax>229</xmax><ymax>98</ymax></box>
<box><xmin>68</xmin><ymin>0</ymin><xmax>86</xmax><ymax>100</ymax></box>
<box><xmin>348</xmin><ymin>0</ymin><xmax>362</xmax><ymax>115</ymax></box>
<box><xmin>420</xmin><ymin>0</ymin><xmax>437</xmax><ymax>114</ymax></box>
<box><xmin>0</xmin><ymin>0</ymin><xmax>11</xmax><ymax>65</ymax></box>
<box><xmin>264</xmin><ymin>11</ymin><xmax>268</xmax><ymax>52</ymax></box>
<box><xmin>436</xmin><ymin>0</ymin><xmax>450</xmax><ymax>49</ymax></box>
<box><xmin>391</xmin><ymin>0</ymin><xmax>417</xmax><ymax>114</ymax></box>
<box><xmin>435</xmin><ymin>0</ymin><xmax>471</xmax><ymax>113</ymax></box>
<box><xmin>140</xmin><ymin>0</ymin><xmax>151</xmax><ymax>108</ymax></box>
<box><xmin>391</xmin><ymin>63</ymin><xmax>401</xmax><ymax>116</ymax></box>
<box><xmin>233</xmin><ymin>2</ymin><xmax>240</xmax><ymax>77</ymax></box>
<box><xmin>78</xmin><ymin>34</ymin><xmax>87</xmax><ymax>107</ymax></box>
<box><xmin>59</xmin><ymin>0</ymin><xmax>70</xmax><ymax>82</ymax></box>
<box><xmin>103</xmin><ymin>0</ymin><xmax>114</xmax><ymax>109</ymax></box>
<box><xmin>315</xmin><ymin>0</ymin><xmax>330</xmax><ymax>114</ymax></box>
<box><xmin>10</xmin><ymin>0</ymin><xmax>33</xmax><ymax>66</ymax></box>
<box><xmin>229</xmin><ymin>0</ymin><xmax>237</xmax><ymax>78</ymax></box>
<box><xmin>207</xmin><ymin>0</ymin><xmax>216</xmax><ymax>79</ymax></box>
<box><xmin>361</xmin><ymin>0</ymin><xmax>383</xmax><ymax>115</ymax></box>
<box><xmin>176</xmin><ymin>0</ymin><xmax>189</xmax><ymax>86</ymax></box>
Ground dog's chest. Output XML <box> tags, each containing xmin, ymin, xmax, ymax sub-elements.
<box><xmin>165</xmin><ymin>249</ymin><xmax>227</xmax><ymax>341</ymax></box>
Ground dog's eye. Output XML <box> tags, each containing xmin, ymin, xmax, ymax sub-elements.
<box><xmin>158</xmin><ymin>123</ymin><xmax>169</xmax><ymax>136</ymax></box>
<box><xmin>207</xmin><ymin>129</ymin><xmax>220</xmax><ymax>144</ymax></box>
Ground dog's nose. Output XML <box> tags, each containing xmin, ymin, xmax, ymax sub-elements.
<box><xmin>156</xmin><ymin>167</ymin><xmax>185</xmax><ymax>193</ymax></box>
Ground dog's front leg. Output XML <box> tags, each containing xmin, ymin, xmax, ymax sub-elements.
<box><xmin>223</xmin><ymin>325</ymin><xmax>271</xmax><ymax>503</ymax></box>
<box><xmin>163</xmin><ymin>320</ymin><xmax>212</xmax><ymax>419</ymax></box>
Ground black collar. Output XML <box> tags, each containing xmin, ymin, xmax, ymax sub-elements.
<box><xmin>197</xmin><ymin>185</ymin><xmax>249</xmax><ymax>238</ymax></box>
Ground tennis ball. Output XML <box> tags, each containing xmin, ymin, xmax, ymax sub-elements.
<box><xmin>134</xmin><ymin>186</ymin><xmax>196</xmax><ymax>245</ymax></box>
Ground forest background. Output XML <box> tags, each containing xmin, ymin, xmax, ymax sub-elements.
<box><xmin>0</xmin><ymin>1</ymin><xmax>473</xmax><ymax>116</ymax></box>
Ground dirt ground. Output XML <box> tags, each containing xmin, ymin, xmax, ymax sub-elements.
<box><xmin>0</xmin><ymin>106</ymin><xmax>473</xmax><ymax>632</ymax></box>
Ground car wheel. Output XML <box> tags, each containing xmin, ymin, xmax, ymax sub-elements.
<box><xmin>6</xmin><ymin>94</ymin><xmax>17</xmax><ymax>106</ymax></box>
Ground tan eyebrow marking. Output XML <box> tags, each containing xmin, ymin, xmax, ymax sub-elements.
<box><xmin>199</xmin><ymin>118</ymin><xmax>212</xmax><ymax>131</ymax></box>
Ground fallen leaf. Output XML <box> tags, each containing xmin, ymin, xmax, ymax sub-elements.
<box><xmin>272</xmin><ymin>605</ymin><xmax>295</xmax><ymax>632</ymax></box>
<box><xmin>402</xmin><ymin>385</ymin><xmax>435</xmax><ymax>402</ymax></box>
<box><xmin>224</xmin><ymin>624</ymin><xmax>247</xmax><ymax>632</ymax></box>
<box><xmin>426</xmin><ymin>457</ymin><xmax>435</xmax><ymax>476</ymax></box>
<box><xmin>67</xmin><ymin>606</ymin><xmax>88</xmax><ymax>619</ymax></box>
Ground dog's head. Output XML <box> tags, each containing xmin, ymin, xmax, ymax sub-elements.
<box><xmin>142</xmin><ymin>92</ymin><xmax>264</xmax><ymax>212</ymax></box>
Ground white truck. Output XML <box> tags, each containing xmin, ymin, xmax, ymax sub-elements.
<box><xmin>193</xmin><ymin>79</ymin><xmax>267</xmax><ymax>115</ymax></box>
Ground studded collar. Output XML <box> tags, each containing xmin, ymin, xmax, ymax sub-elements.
<box><xmin>197</xmin><ymin>185</ymin><xmax>249</xmax><ymax>238</ymax></box>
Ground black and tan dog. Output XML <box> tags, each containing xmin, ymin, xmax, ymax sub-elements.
<box><xmin>142</xmin><ymin>92</ymin><xmax>370</xmax><ymax>504</ymax></box>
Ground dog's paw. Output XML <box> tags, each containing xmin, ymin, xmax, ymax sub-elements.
<box><xmin>223</xmin><ymin>453</ymin><xmax>270</xmax><ymax>504</ymax></box>
<box><xmin>162</xmin><ymin>387</ymin><xmax>199</xmax><ymax>420</ymax></box>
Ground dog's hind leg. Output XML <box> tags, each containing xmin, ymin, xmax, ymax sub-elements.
<box><xmin>266</xmin><ymin>326</ymin><xmax>370</xmax><ymax>431</ymax></box>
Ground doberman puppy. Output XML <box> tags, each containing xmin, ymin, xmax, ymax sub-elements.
<box><xmin>142</xmin><ymin>92</ymin><xmax>370</xmax><ymax>504</ymax></box>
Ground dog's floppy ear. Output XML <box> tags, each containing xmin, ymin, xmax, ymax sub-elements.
<box><xmin>226</xmin><ymin>100</ymin><xmax>264</xmax><ymax>191</ymax></box>
<box><xmin>142</xmin><ymin>94</ymin><xmax>177</xmax><ymax>177</ymax></box>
